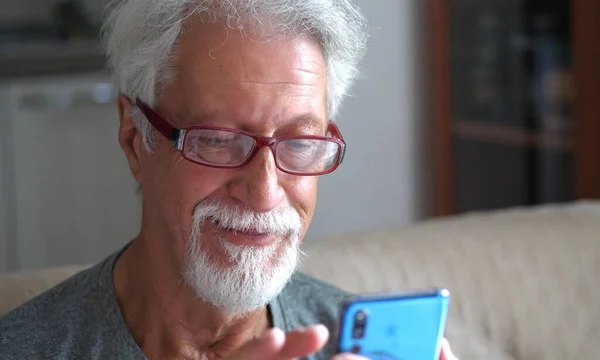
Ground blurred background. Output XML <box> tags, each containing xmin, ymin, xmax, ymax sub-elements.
<box><xmin>0</xmin><ymin>0</ymin><xmax>598</xmax><ymax>272</ymax></box>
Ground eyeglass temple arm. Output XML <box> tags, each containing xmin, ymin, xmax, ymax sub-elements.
<box><xmin>328</xmin><ymin>121</ymin><xmax>344</xmax><ymax>141</ymax></box>
<box><xmin>327</xmin><ymin>121</ymin><xmax>346</xmax><ymax>164</ymax></box>
<box><xmin>135</xmin><ymin>98</ymin><xmax>181</xmax><ymax>144</ymax></box>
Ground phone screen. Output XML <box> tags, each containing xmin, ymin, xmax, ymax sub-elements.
<box><xmin>337</xmin><ymin>288</ymin><xmax>450</xmax><ymax>360</ymax></box>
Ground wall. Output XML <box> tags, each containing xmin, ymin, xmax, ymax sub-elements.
<box><xmin>0</xmin><ymin>0</ymin><xmax>61</xmax><ymax>25</ymax></box>
<box><xmin>306</xmin><ymin>0</ymin><xmax>430</xmax><ymax>240</ymax></box>
<box><xmin>0</xmin><ymin>0</ymin><xmax>430</xmax><ymax>270</ymax></box>
<box><xmin>2</xmin><ymin>73</ymin><xmax>142</xmax><ymax>272</ymax></box>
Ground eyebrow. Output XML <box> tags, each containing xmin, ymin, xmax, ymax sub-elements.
<box><xmin>184</xmin><ymin>111</ymin><xmax>326</xmax><ymax>132</ymax></box>
<box><xmin>290</xmin><ymin>112</ymin><xmax>327</xmax><ymax>127</ymax></box>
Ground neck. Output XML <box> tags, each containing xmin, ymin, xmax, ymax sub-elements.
<box><xmin>113</xmin><ymin>234</ymin><xmax>271</xmax><ymax>360</ymax></box>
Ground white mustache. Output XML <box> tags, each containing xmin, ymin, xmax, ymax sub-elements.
<box><xmin>192</xmin><ymin>198</ymin><xmax>303</xmax><ymax>238</ymax></box>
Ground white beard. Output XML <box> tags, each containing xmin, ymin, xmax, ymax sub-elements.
<box><xmin>183</xmin><ymin>198</ymin><xmax>303</xmax><ymax>315</ymax></box>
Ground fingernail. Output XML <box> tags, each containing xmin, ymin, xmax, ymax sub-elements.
<box><xmin>442</xmin><ymin>338</ymin><xmax>458</xmax><ymax>359</ymax></box>
<box><xmin>331</xmin><ymin>355</ymin><xmax>352</xmax><ymax>360</ymax></box>
<box><xmin>261</xmin><ymin>327</ymin><xmax>284</xmax><ymax>341</ymax></box>
<box><xmin>296</xmin><ymin>324</ymin><xmax>316</xmax><ymax>331</ymax></box>
<box><xmin>313</xmin><ymin>324</ymin><xmax>329</xmax><ymax>338</ymax></box>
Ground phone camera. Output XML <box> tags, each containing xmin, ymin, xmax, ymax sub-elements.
<box><xmin>355</xmin><ymin>310</ymin><xmax>367</xmax><ymax>322</ymax></box>
<box><xmin>352</xmin><ymin>309</ymin><xmax>368</xmax><ymax>339</ymax></box>
<box><xmin>350</xmin><ymin>344</ymin><xmax>362</xmax><ymax>354</ymax></box>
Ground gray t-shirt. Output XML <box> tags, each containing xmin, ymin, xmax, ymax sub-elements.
<box><xmin>0</xmin><ymin>249</ymin><xmax>348</xmax><ymax>359</ymax></box>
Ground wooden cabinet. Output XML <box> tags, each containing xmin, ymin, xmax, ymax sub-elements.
<box><xmin>429</xmin><ymin>0</ymin><xmax>600</xmax><ymax>216</ymax></box>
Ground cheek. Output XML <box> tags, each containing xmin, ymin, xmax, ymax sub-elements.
<box><xmin>167</xmin><ymin>162</ymin><xmax>229</xmax><ymax>227</ymax></box>
<box><xmin>285</xmin><ymin>175</ymin><xmax>319</xmax><ymax>226</ymax></box>
<box><xmin>142</xmin><ymin>149</ymin><xmax>228</xmax><ymax>236</ymax></box>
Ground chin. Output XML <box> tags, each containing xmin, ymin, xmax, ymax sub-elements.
<box><xmin>183</xmin><ymin>229</ymin><xmax>301</xmax><ymax>314</ymax></box>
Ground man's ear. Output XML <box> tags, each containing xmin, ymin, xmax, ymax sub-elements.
<box><xmin>117</xmin><ymin>95</ymin><xmax>145</xmax><ymax>184</ymax></box>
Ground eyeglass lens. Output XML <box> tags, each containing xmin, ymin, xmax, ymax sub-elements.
<box><xmin>181</xmin><ymin>129</ymin><xmax>340</xmax><ymax>173</ymax></box>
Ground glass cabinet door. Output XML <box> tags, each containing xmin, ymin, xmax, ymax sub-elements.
<box><xmin>448</xmin><ymin>0</ymin><xmax>573</xmax><ymax>213</ymax></box>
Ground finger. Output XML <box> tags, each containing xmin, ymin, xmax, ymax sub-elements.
<box><xmin>440</xmin><ymin>338</ymin><xmax>459</xmax><ymax>360</ymax></box>
<box><xmin>226</xmin><ymin>327</ymin><xmax>286</xmax><ymax>360</ymax></box>
<box><xmin>331</xmin><ymin>354</ymin><xmax>371</xmax><ymax>360</ymax></box>
<box><xmin>275</xmin><ymin>324</ymin><xmax>329</xmax><ymax>359</ymax></box>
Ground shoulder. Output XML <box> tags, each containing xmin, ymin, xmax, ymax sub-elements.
<box><xmin>276</xmin><ymin>272</ymin><xmax>351</xmax><ymax>359</ymax></box>
<box><xmin>287</xmin><ymin>272</ymin><xmax>349</xmax><ymax>304</ymax></box>
<box><xmin>0</xmin><ymin>261</ymin><xmax>110</xmax><ymax>358</ymax></box>
<box><xmin>278</xmin><ymin>271</ymin><xmax>350</xmax><ymax>327</ymax></box>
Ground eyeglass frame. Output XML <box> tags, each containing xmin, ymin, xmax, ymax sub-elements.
<box><xmin>134</xmin><ymin>98</ymin><xmax>347</xmax><ymax>176</ymax></box>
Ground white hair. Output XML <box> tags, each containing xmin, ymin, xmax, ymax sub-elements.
<box><xmin>101</xmin><ymin>0</ymin><xmax>369</xmax><ymax>149</ymax></box>
<box><xmin>184</xmin><ymin>197</ymin><xmax>303</xmax><ymax>314</ymax></box>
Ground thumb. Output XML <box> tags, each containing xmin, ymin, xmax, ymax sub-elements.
<box><xmin>225</xmin><ymin>328</ymin><xmax>286</xmax><ymax>360</ymax></box>
<box><xmin>440</xmin><ymin>338</ymin><xmax>459</xmax><ymax>360</ymax></box>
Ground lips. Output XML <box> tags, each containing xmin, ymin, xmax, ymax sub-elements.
<box><xmin>211</xmin><ymin>219</ymin><xmax>266</xmax><ymax>236</ymax></box>
<box><xmin>203</xmin><ymin>216</ymin><xmax>284</xmax><ymax>248</ymax></box>
<box><xmin>235</xmin><ymin>228</ymin><xmax>263</xmax><ymax>236</ymax></box>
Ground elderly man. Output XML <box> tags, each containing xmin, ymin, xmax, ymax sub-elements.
<box><xmin>0</xmin><ymin>1</ymin><xmax>458</xmax><ymax>359</ymax></box>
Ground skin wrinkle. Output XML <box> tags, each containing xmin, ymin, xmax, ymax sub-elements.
<box><xmin>166</xmin><ymin>23</ymin><xmax>327</xmax><ymax>134</ymax></box>
<box><xmin>170</xmin><ymin>83</ymin><xmax>322</xmax><ymax>132</ymax></box>
<box><xmin>167</xmin><ymin>99</ymin><xmax>325</xmax><ymax>136</ymax></box>
<box><xmin>161</xmin><ymin>31</ymin><xmax>328</xmax><ymax>150</ymax></box>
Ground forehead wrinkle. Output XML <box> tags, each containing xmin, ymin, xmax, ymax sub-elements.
<box><xmin>159</xmin><ymin>20</ymin><xmax>327</xmax><ymax>132</ymax></box>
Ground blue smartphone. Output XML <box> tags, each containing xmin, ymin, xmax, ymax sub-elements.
<box><xmin>337</xmin><ymin>288</ymin><xmax>450</xmax><ymax>360</ymax></box>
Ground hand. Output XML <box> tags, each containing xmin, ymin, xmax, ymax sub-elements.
<box><xmin>331</xmin><ymin>337</ymin><xmax>460</xmax><ymax>360</ymax></box>
<box><xmin>224</xmin><ymin>324</ymin><xmax>456</xmax><ymax>360</ymax></box>
<box><xmin>440</xmin><ymin>338</ymin><xmax>459</xmax><ymax>360</ymax></box>
<box><xmin>223</xmin><ymin>324</ymin><xmax>368</xmax><ymax>360</ymax></box>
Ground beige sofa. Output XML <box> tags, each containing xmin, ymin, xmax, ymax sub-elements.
<box><xmin>1</xmin><ymin>201</ymin><xmax>599</xmax><ymax>359</ymax></box>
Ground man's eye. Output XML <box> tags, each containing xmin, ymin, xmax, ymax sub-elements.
<box><xmin>287</xmin><ymin>141</ymin><xmax>313</xmax><ymax>151</ymax></box>
<box><xmin>198</xmin><ymin>137</ymin><xmax>231</xmax><ymax>146</ymax></box>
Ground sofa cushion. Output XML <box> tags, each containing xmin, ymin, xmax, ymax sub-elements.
<box><xmin>300</xmin><ymin>201</ymin><xmax>600</xmax><ymax>360</ymax></box>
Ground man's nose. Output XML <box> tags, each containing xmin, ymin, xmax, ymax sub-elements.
<box><xmin>228</xmin><ymin>147</ymin><xmax>285</xmax><ymax>213</ymax></box>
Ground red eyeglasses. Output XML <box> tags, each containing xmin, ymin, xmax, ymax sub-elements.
<box><xmin>135</xmin><ymin>99</ymin><xmax>346</xmax><ymax>176</ymax></box>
